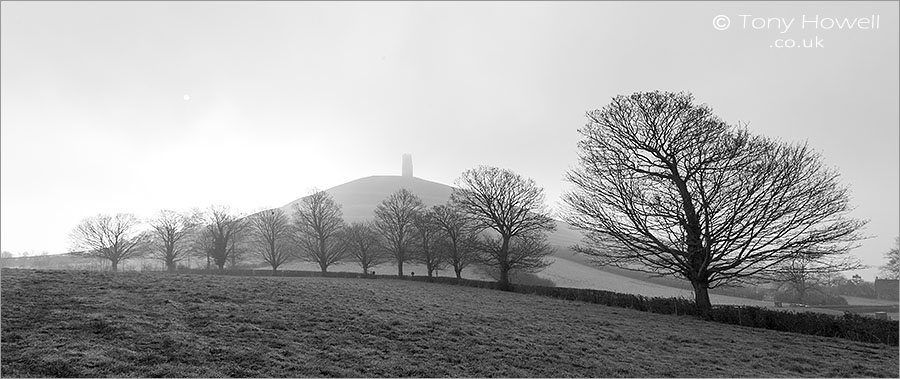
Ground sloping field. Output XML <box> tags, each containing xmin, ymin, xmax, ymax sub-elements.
<box><xmin>540</xmin><ymin>256</ymin><xmax>773</xmax><ymax>307</ymax></box>
<box><xmin>2</xmin><ymin>269</ymin><xmax>897</xmax><ymax>377</ymax></box>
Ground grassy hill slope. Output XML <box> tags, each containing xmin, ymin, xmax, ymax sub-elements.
<box><xmin>278</xmin><ymin>175</ymin><xmax>453</xmax><ymax>223</ymax></box>
<box><xmin>2</xmin><ymin>269</ymin><xmax>896</xmax><ymax>377</ymax></box>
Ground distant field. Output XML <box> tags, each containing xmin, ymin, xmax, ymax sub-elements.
<box><xmin>2</xmin><ymin>269</ymin><xmax>897</xmax><ymax>377</ymax></box>
<box><xmin>540</xmin><ymin>256</ymin><xmax>774</xmax><ymax>307</ymax></box>
<box><xmin>844</xmin><ymin>296</ymin><xmax>900</xmax><ymax>306</ymax></box>
<box><xmin>540</xmin><ymin>255</ymin><xmax>900</xmax><ymax>319</ymax></box>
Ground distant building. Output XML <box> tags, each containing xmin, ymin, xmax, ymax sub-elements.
<box><xmin>874</xmin><ymin>278</ymin><xmax>899</xmax><ymax>301</ymax></box>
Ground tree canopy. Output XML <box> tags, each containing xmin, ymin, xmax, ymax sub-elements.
<box><xmin>564</xmin><ymin>91</ymin><xmax>866</xmax><ymax>314</ymax></box>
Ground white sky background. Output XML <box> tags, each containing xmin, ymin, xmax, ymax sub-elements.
<box><xmin>1</xmin><ymin>2</ymin><xmax>897</xmax><ymax>279</ymax></box>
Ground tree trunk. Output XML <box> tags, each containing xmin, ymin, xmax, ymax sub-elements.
<box><xmin>217</xmin><ymin>262</ymin><xmax>225</xmax><ymax>270</ymax></box>
<box><xmin>397</xmin><ymin>259</ymin><xmax>404</xmax><ymax>277</ymax></box>
<box><xmin>498</xmin><ymin>267</ymin><xmax>510</xmax><ymax>291</ymax></box>
<box><xmin>497</xmin><ymin>236</ymin><xmax>511</xmax><ymax>291</ymax></box>
<box><xmin>320</xmin><ymin>261</ymin><xmax>327</xmax><ymax>273</ymax></box>
<box><xmin>797</xmin><ymin>278</ymin><xmax>808</xmax><ymax>304</ymax></box>
<box><xmin>455</xmin><ymin>267</ymin><xmax>462</xmax><ymax>279</ymax></box>
<box><xmin>691</xmin><ymin>280</ymin><xmax>712</xmax><ymax>318</ymax></box>
<box><xmin>111</xmin><ymin>261</ymin><xmax>118</xmax><ymax>272</ymax></box>
<box><xmin>166</xmin><ymin>261</ymin><xmax>176</xmax><ymax>272</ymax></box>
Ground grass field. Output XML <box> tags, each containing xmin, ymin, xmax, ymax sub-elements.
<box><xmin>2</xmin><ymin>269</ymin><xmax>897</xmax><ymax>377</ymax></box>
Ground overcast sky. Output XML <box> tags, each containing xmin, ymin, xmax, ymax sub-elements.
<box><xmin>2</xmin><ymin>1</ymin><xmax>897</xmax><ymax>278</ymax></box>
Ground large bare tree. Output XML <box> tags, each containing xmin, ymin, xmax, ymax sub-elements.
<box><xmin>70</xmin><ymin>213</ymin><xmax>147</xmax><ymax>272</ymax></box>
<box><xmin>249</xmin><ymin>209</ymin><xmax>294</xmax><ymax>272</ymax></box>
<box><xmin>412</xmin><ymin>209</ymin><xmax>446</xmax><ymax>278</ymax></box>
<box><xmin>199</xmin><ymin>205</ymin><xmax>247</xmax><ymax>270</ymax></box>
<box><xmin>293</xmin><ymin>190</ymin><xmax>347</xmax><ymax>273</ymax></box>
<box><xmin>374</xmin><ymin>188</ymin><xmax>425</xmax><ymax>276</ymax></box>
<box><xmin>564</xmin><ymin>91</ymin><xmax>866</xmax><ymax>315</ymax></box>
<box><xmin>431</xmin><ymin>204</ymin><xmax>480</xmax><ymax>279</ymax></box>
<box><xmin>451</xmin><ymin>166</ymin><xmax>556</xmax><ymax>290</ymax></box>
<box><xmin>343</xmin><ymin>221</ymin><xmax>387</xmax><ymax>275</ymax></box>
<box><xmin>148</xmin><ymin>209</ymin><xmax>200</xmax><ymax>272</ymax></box>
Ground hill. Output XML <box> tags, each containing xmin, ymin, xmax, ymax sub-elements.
<box><xmin>2</xmin><ymin>269</ymin><xmax>897</xmax><ymax>377</ymax></box>
<box><xmin>277</xmin><ymin>175</ymin><xmax>453</xmax><ymax>223</ymax></box>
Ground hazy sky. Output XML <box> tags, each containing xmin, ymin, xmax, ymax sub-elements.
<box><xmin>2</xmin><ymin>2</ymin><xmax>897</xmax><ymax>278</ymax></box>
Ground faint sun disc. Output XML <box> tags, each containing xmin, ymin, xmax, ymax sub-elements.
<box><xmin>183</xmin><ymin>94</ymin><xmax>191</xmax><ymax>101</ymax></box>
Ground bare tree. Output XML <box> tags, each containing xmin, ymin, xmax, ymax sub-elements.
<box><xmin>374</xmin><ymin>188</ymin><xmax>425</xmax><ymax>276</ymax></box>
<box><xmin>249</xmin><ymin>209</ymin><xmax>294</xmax><ymax>272</ymax></box>
<box><xmin>148</xmin><ymin>209</ymin><xmax>200</xmax><ymax>272</ymax></box>
<box><xmin>774</xmin><ymin>254</ymin><xmax>862</xmax><ymax>304</ymax></box>
<box><xmin>431</xmin><ymin>204</ymin><xmax>480</xmax><ymax>279</ymax></box>
<box><xmin>564</xmin><ymin>91</ymin><xmax>867</xmax><ymax>315</ymax></box>
<box><xmin>70</xmin><ymin>213</ymin><xmax>147</xmax><ymax>272</ymax></box>
<box><xmin>452</xmin><ymin>166</ymin><xmax>556</xmax><ymax>290</ymax></box>
<box><xmin>879</xmin><ymin>237</ymin><xmax>900</xmax><ymax>280</ymax></box>
<box><xmin>412</xmin><ymin>209</ymin><xmax>446</xmax><ymax>278</ymax></box>
<box><xmin>293</xmin><ymin>190</ymin><xmax>347</xmax><ymax>273</ymax></box>
<box><xmin>344</xmin><ymin>221</ymin><xmax>387</xmax><ymax>274</ymax></box>
<box><xmin>199</xmin><ymin>205</ymin><xmax>247</xmax><ymax>270</ymax></box>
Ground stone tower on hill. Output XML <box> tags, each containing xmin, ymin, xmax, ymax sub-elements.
<box><xmin>402</xmin><ymin>154</ymin><xmax>413</xmax><ymax>177</ymax></box>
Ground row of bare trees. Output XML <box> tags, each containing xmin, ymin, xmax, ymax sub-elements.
<box><xmin>69</xmin><ymin>166</ymin><xmax>558</xmax><ymax>287</ymax></box>
<box><xmin>371</xmin><ymin>166</ymin><xmax>556</xmax><ymax>290</ymax></box>
<box><xmin>69</xmin><ymin>195</ymin><xmax>352</xmax><ymax>273</ymax></box>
